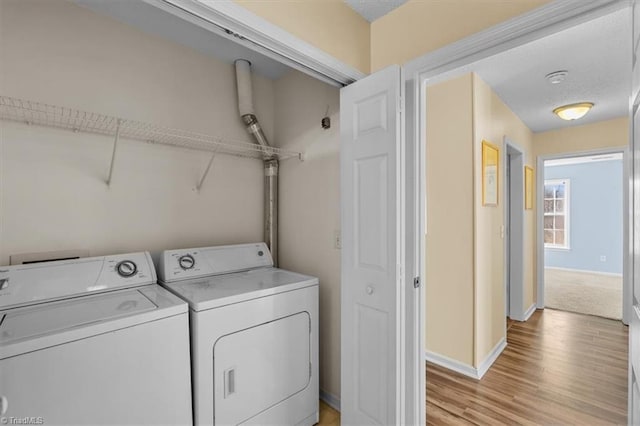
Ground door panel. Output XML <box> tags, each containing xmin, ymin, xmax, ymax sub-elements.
<box><xmin>213</xmin><ymin>313</ymin><xmax>311</xmax><ymax>425</ymax></box>
<box><xmin>341</xmin><ymin>65</ymin><xmax>404</xmax><ymax>425</ymax></box>
<box><xmin>630</xmin><ymin>1</ymin><xmax>640</xmax><ymax>423</ymax></box>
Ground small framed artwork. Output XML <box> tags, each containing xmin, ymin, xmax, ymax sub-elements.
<box><xmin>525</xmin><ymin>166</ymin><xmax>534</xmax><ymax>210</ymax></box>
<box><xmin>482</xmin><ymin>140</ymin><xmax>499</xmax><ymax>206</ymax></box>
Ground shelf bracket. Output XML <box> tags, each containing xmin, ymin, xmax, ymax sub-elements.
<box><xmin>106</xmin><ymin>119</ymin><xmax>123</xmax><ymax>186</ymax></box>
<box><xmin>194</xmin><ymin>149</ymin><xmax>218</xmax><ymax>192</ymax></box>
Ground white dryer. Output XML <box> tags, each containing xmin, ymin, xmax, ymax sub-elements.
<box><xmin>0</xmin><ymin>252</ymin><xmax>193</xmax><ymax>425</ymax></box>
<box><xmin>157</xmin><ymin>243</ymin><xmax>319</xmax><ymax>426</ymax></box>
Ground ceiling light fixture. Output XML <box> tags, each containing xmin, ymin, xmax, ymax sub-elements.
<box><xmin>545</xmin><ymin>70</ymin><xmax>568</xmax><ymax>84</ymax></box>
<box><xmin>553</xmin><ymin>102</ymin><xmax>594</xmax><ymax>120</ymax></box>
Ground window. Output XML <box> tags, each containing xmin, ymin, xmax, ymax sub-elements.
<box><xmin>544</xmin><ymin>179</ymin><xmax>569</xmax><ymax>248</ymax></box>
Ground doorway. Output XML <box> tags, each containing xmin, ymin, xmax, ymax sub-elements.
<box><xmin>504</xmin><ymin>139</ymin><xmax>525</xmax><ymax>321</ymax></box>
<box><xmin>540</xmin><ymin>151</ymin><xmax>625</xmax><ymax>321</ymax></box>
<box><xmin>412</xmin><ymin>3</ymin><xmax>632</xmax><ymax>422</ymax></box>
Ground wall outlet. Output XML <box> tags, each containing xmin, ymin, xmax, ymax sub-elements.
<box><xmin>334</xmin><ymin>230</ymin><xmax>342</xmax><ymax>249</ymax></box>
<box><xmin>600</xmin><ymin>255</ymin><xmax>607</xmax><ymax>262</ymax></box>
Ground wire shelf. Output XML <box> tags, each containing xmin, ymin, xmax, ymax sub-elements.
<box><xmin>0</xmin><ymin>96</ymin><xmax>302</xmax><ymax>161</ymax></box>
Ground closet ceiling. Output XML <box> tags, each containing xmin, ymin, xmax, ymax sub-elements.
<box><xmin>74</xmin><ymin>0</ymin><xmax>291</xmax><ymax>80</ymax></box>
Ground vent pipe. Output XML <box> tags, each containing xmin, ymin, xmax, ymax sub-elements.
<box><xmin>234</xmin><ymin>59</ymin><xmax>279</xmax><ymax>266</ymax></box>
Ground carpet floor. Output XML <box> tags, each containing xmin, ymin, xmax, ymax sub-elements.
<box><xmin>544</xmin><ymin>268</ymin><xmax>622</xmax><ymax>320</ymax></box>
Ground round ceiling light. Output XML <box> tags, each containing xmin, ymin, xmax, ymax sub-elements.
<box><xmin>545</xmin><ymin>70</ymin><xmax>568</xmax><ymax>84</ymax></box>
<box><xmin>553</xmin><ymin>102</ymin><xmax>594</xmax><ymax>120</ymax></box>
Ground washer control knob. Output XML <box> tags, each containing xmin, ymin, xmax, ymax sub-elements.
<box><xmin>116</xmin><ymin>260</ymin><xmax>137</xmax><ymax>278</ymax></box>
<box><xmin>178</xmin><ymin>254</ymin><xmax>195</xmax><ymax>270</ymax></box>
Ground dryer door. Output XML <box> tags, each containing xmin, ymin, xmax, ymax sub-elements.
<box><xmin>213</xmin><ymin>311</ymin><xmax>311</xmax><ymax>425</ymax></box>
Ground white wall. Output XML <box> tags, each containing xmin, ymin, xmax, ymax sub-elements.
<box><xmin>274</xmin><ymin>70</ymin><xmax>342</xmax><ymax>400</ymax></box>
<box><xmin>0</xmin><ymin>0</ymin><xmax>276</xmax><ymax>264</ymax></box>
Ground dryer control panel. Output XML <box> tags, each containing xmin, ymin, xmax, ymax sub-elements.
<box><xmin>158</xmin><ymin>243</ymin><xmax>273</xmax><ymax>283</ymax></box>
<box><xmin>0</xmin><ymin>252</ymin><xmax>156</xmax><ymax>310</ymax></box>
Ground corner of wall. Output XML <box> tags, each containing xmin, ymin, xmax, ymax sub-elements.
<box><xmin>233</xmin><ymin>0</ymin><xmax>371</xmax><ymax>74</ymax></box>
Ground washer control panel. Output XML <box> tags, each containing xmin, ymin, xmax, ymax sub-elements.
<box><xmin>0</xmin><ymin>252</ymin><xmax>156</xmax><ymax>310</ymax></box>
<box><xmin>158</xmin><ymin>243</ymin><xmax>273</xmax><ymax>283</ymax></box>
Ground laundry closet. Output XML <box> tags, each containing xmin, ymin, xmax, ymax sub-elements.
<box><xmin>0</xmin><ymin>0</ymin><xmax>342</xmax><ymax>419</ymax></box>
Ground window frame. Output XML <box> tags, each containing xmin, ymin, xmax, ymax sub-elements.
<box><xmin>543</xmin><ymin>178</ymin><xmax>570</xmax><ymax>250</ymax></box>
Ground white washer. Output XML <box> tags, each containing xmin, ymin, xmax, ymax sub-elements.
<box><xmin>0</xmin><ymin>252</ymin><xmax>193</xmax><ymax>425</ymax></box>
<box><xmin>157</xmin><ymin>243</ymin><xmax>319</xmax><ymax>426</ymax></box>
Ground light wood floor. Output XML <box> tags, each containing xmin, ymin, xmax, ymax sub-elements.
<box><xmin>427</xmin><ymin>309</ymin><xmax>629</xmax><ymax>425</ymax></box>
<box><xmin>319</xmin><ymin>309</ymin><xmax>628</xmax><ymax>425</ymax></box>
<box><xmin>319</xmin><ymin>400</ymin><xmax>340</xmax><ymax>425</ymax></box>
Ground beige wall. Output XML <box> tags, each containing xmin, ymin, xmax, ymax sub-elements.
<box><xmin>0</xmin><ymin>0</ymin><xmax>277</xmax><ymax>265</ymax></box>
<box><xmin>370</xmin><ymin>0</ymin><xmax>551</xmax><ymax>71</ymax></box>
<box><xmin>425</xmin><ymin>74</ymin><xmax>475</xmax><ymax>365</ymax></box>
<box><xmin>472</xmin><ymin>75</ymin><xmax>535</xmax><ymax>364</ymax></box>
<box><xmin>273</xmin><ymin>70</ymin><xmax>342</xmax><ymax>399</ymax></box>
<box><xmin>425</xmin><ymin>73</ymin><xmax>536</xmax><ymax>368</ymax></box>
<box><xmin>234</xmin><ymin>0</ymin><xmax>370</xmax><ymax>74</ymax></box>
<box><xmin>533</xmin><ymin>117</ymin><xmax>629</xmax><ymax>157</ymax></box>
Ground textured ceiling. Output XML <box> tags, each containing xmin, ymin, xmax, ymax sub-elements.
<box><xmin>343</xmin><ymin>0</ymin><xmax>409</xmax><ymax>22</ymax></box>
<box><xmin>467</xmin><ymin>7</ymin><xmax>631</xmax><ymax>133</ymax></box>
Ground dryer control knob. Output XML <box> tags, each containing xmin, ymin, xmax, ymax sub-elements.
<box><xmin>116</xmin><ymin>260</ymin><xmax>138</xmax><ymax>278</ymax></box>
<box><xmin>178</xmin><ymin>254</ymin><xmax>195</xmax><ymax>270</ymax></box>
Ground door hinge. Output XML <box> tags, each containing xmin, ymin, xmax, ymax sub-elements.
<box><xmin>413</xmin><ymin>276</ymin><xmax>420</xmax><ymax>289</ymax></box>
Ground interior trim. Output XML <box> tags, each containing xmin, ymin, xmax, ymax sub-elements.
<box><xmin>404</xmin><ymin>0</ymin><xmax>630</xmax><ymax>77</ymax></box>
<box><xmin>425</xmin><ymin>337</ymin><xmax>507</xmax><ymax>381</ymax></box>
<box><xmin>320</xmin><ymin>389</ymin><xmax>341</xmax><ymax>412</ymax></box>
<box><xmin>425</xmin><ymin>350</ymin><xmax>478</xmax><ymax>379</ymax></box>
<box><xmin>476</xmin><ymin>338</ymin><xmax>507</xmax><ymax>379</ymax></box>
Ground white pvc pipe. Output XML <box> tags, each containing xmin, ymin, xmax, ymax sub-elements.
<box><xmin>234</xmin><ymin>59</ymin><xmax>255</xmax><ymax>117</ymax></box>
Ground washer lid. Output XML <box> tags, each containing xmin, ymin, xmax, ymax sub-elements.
<box><xmin>0</xmin><ymin>289</ymin><xmax>156</xmax><ymax>345</ymax></box>
<box><xmin>0</xmin><ymin>285</ymin><xmax>188</xmax><ymax>358</ymax></box>
<box><xmin>163</xmin><ymin>267</ymin><xmax>318</xmax><ymax>311</ymax></box>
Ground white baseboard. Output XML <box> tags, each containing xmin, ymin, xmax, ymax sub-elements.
<box><xmin>425</xmin><ymin>350</ymin><xmax>478</xmax><ymax>379</ymax></box>
<box><xmin>477</xmin><ymin>337</ymin><xmax>507</xmax><ymax>379</ymax></box>
<box><xmin>511</xmin><ymin>302</ymin><xmax>537</xmax><ymax>322</ymax></box>
<box><xmin>523</xmin><ymin>303</ymin><xmax>537</xmax><ymax>321</ymax></box>
<box><xmin>426</xmin><ymin>337</ymin><xmax>507</xmax><ymax>380</ymax></box>
<box><xmin>320</xmin><ymin>389</ymin><xmax>340</xmax><ymax>412</ymax></box>
<box><xmin>545</xmin><ymin>266</ymin><xmax>623</xmax><ymax>278</ymax></box>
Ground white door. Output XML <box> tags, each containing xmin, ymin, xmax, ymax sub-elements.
<box><xmin>629</xmin><ymin>1</ymin><xmax>640</xmax><ymax>423</ymax></box>
<box><xmin>340</xmin><ymin>65</ymin><xmax>406</xmax><ymax>425</ymax></box>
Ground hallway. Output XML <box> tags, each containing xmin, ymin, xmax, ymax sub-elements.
<box><xmin>426</xmin><ymin>309</ymin><xmax>628</xmax><ymax>425</ymax></box>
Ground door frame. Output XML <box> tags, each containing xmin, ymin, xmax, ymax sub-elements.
<box><xmin>536</xmin><ymin>147</ymin><xmax>630</xmax><ymax>324</ymax></box>
<box><xmin>404</xmin><ymin>4</ymin><xmax>629</xmax><ymax>422</ymax></box>
<box><xmin>504</xmin><ymin>139</ymin><xmax>526</xmax><ymax>321</ymax></box>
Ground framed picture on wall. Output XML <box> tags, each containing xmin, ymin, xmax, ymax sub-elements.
<box><xmin>482</xmin><ymin>140</ymin><xmax>499</xmax><ymax>206</ymax></box>
<box><xmin>525</xmin><ymin>166</ymin><xmax>534</xmax><ymax>210</ymax></box>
